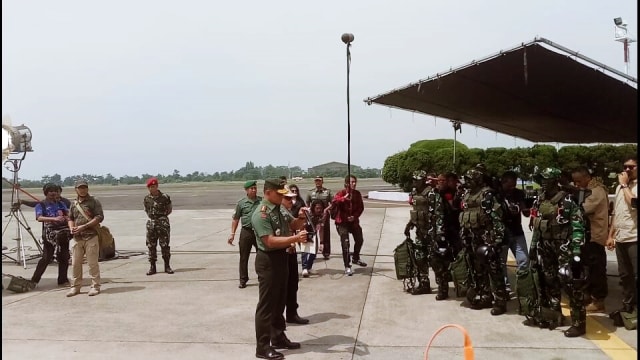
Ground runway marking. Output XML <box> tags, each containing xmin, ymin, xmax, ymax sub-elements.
<box><xmin>561</xmin><ymin>303</ymin><xmax>637</xmax><ymax>359</ymax></box>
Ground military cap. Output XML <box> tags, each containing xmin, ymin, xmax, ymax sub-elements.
<box><xmin>146</xmin><ymin>177</ymin><xmax>159</xmax><ymax>187</ymax></box>
<box><xmin>74</xmin><ymin>179</ymin><xmax>89</xmax><ymax>188</ymax></box>
<box><xmin>264</xmin><ymin>178</ymin><xmax>288</xmax><ymax>195</ymax></box>
<box><xmin>537</xmin><ymin>167</ymin><xmax>562</xmax><ymax>180</ymax></box>
<box><xmin>314</xmin><ymin>176</ymin><xmax>323</xmax><ymax>181</ymax></box>
<box><xmin>283</xmin><ymin>185</ymin><xmax>297</xmax><ymax>197</ymax></box>
<box><xmin>244</xmin><ymin>180</ymin><xmax>257</xmax><ymax>189</ymax></box>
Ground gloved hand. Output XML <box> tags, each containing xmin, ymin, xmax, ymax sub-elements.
<box><xmin>404</xmin><ymin>223</ymin><xmax>414</xmax><ymax>237</ymax></box>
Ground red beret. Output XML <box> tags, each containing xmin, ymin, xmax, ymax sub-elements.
<box><xmin>146</xmin><ymin>177</ymin><xmax>159</xmax><ymax>187</ymax></box>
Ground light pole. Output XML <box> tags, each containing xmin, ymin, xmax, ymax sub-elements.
<box><xmin>613</xmin><ymin>17</ymin><xmax>636</xmax><ymax>75</ymax></box>
<box><xmin>451</xmin><ymin>120</ymin><xmax>461</xmax><ymax>167</ymax></box>
<box><xmin>341</xmin><ymin>33</ymin><xmax>354</xmax><ymax>189</ymax></box>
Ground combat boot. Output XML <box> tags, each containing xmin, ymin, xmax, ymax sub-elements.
<box><xmin>435</xmin><ymin>285</ymin><xmax>449</xmax><ymax>301</ymax></box>
<box><xmin>163</xmin><ymin>258</ymin><xmax>174</xmax><ymax>274</ymax></box>
<box><xmin>490</xmin><ymin>300</ymin><xmax>507</xmax><ymax>316</ymax></box>
<box><xmin>146</xmin><ymin>262</ymin><xmax>157</xmax><ymax>276</ymax></box>
<box><xmin>564</xmin><ymin>322</ymin><xmax>586</xmax><ymax>337</ymax></box>
<box><xmin>411</xmin><ymin>279</ymin><xmax>431</xmax><ymax>295</ymax></box>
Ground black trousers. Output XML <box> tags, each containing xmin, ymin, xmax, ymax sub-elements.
<box><xmin>239</xmin><ymin>227</ymin><xmax>258</xmax><ymax>284</ymax></box>
<box><xmin>336</xmin><ymin>222</ymin><xmax>364</xmax><ymax>268</ymax></box>
<box><xmin>583</xmin><ymin>241</ymin><xmax>608</xmax><ymax>300</ymax></box>
<box><xmin>31</xmin><ymin>232</ymin><xmax>70</xmax><ymax>284</ymax></box>
<box><xmin>255</xmin><ymin>249</ymin><xmax>288</xmax><ymax>354</ymax></box>
<box><xmin>285</xmin><ymin>251</ymin><xmax>299</xmax><ymax>319</ymax></box>
<box><xmin>322</xmin><ymin>217</ymin><xmax>331</xmax><ymax>257</ymax></box>
<box><xmin>615</xmin><ymin>241</ymin><xmax>637</xmax><ymax>308</ymax></box>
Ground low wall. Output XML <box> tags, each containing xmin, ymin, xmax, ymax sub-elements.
<box><xmin>368</xmin><ymin>191</ymin><xmax>409</xmax><ymax>202</ymax></box>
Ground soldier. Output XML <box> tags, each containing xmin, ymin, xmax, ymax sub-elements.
<box><xmin>458</xmin><ymin>165</ymin><xmax>508</xmax><ymax>315</ymax></box>
<box><xmin>228</xmin><ymin>180</ymin><xmax>262</xmax><ymax>288</ymax></box>
<box><xmin>520</xmin><ymin>167</ymin><xmax>587</xmax><ymax>337</ymax></box>
<box><xmin>143</xmin><ymin>177</ymin><xmax>174</xmax><ymax>275</ymax></box>
<box><xmin>306</xmin><ymin>176</ymin><xmax>333</xmax><ymax>260</ymax></box>
<box><xmin>251</xmin><ymin>179</ymin><xmax>308</xmax><ymax>360</ymax></box>
<box><xmin>403</xmin><ymin>170</ymin><xmax>442</xmax><ymax>296</ymax></box>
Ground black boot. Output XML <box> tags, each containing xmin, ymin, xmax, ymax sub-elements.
<box><xmin>163</xmin><ymin>256</ymin><xmax>174</xmax><ymax>274</ymax></box>
<box><xmin>564</xmin><ymin>322</ymin><xmax>586</xmax><ymax>337</ymax></box>
<box><xmin>436</xmin><ymin>285</ymin><xmax>449</xmax><ymax>301</ymax></box>
<box><xmin>146</xmin><ymin>262</ymin><xmax>157</xmax><ymax>276</ymax></box>
<box><xmin>490</xmin><ymin>300</ymin><xmax>507</xmax><ymax>316</ymax></box>
<box><xmin>411</xmin><ymin>279</ymin><xmax>431</xmax><ymax>295</ymax></box>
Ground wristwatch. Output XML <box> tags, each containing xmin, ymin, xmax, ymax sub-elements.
<box><xmin>621</xmin><ymin>184</ymin><xmax>629</xmax><ymax>189</ymax></box>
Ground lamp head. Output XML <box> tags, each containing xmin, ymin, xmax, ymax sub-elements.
<box><xmin>341</xmin><ymin>33</ymin><xmax>354</xmax><ymax>44</ymax></box>
<box><xmin>614</xmin><ymin>17</ymin><xmax>626</xmax><ymax>27</ymax></box>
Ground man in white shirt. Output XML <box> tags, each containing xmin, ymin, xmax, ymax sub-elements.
<box><xmin>606</xmin><ymin>157</ymin><xmax>637</xmax><ymax>314</ymax></box>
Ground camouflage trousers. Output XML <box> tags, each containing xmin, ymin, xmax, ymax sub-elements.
<box><xmin>538</xmin><ymin>239</ymin><xmax>586</xmax><ymax>325</ymax></box>
<box><xmin>146</xmin><ymin>218</ymin><xmax>171</xmax><ymax>263</ymax></box>
<box><xmin>462</xmin><ymin>229</ymin><xmax>508</xmax><ymax>304</ymax></box>
<box><xmin>414</xmin><ymin>230</ymin><xmax>432</xmax><ymax>284</ymax></box>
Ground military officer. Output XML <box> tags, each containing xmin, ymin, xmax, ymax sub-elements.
<box><xmin>229</xmin><ymin>180</ymin><xmax>262</xmax><ymax>288</ymax></box>
<box><xmin>144</xmin><ymin>177</ymin><xmax>173</xmax><ymax>275</ymax></box>
<box><xmin>251</xmin><ymin>179</ymin><xmax>308</xmax><ymax>360</ymax></box>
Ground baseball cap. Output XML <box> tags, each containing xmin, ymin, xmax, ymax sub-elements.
<box><xmin>74</xmin><ymin>179</ymin><xmax>88</xmax><ymax>188</ymax></box>
<box><xmin>314</xmin><ymin>176</ymin><xmax>323</xmax><ymax>180</ymax></box>
<box><xmin>264</xmin><ymin>178</ymin><xmax>288</xmax><ymax>195</ymax></box>
<box><xmin>146</xmin><ymin>177</ymin><xmax>159</xmax><ymax>187</ymax></box>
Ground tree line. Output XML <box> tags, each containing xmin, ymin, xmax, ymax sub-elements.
<box><xmin>2</xmin><ymin>161</ymin><xmax>382</xmax><ymax>189</ymax></box>
<box><xmin>382</xmin><ymin>139</ymin><xmax>637</xmax><ymax>193</ymax></box>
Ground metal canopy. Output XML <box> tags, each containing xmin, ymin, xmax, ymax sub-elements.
<box><xmin>365</xmin><ymin>37</ymin><xmax>638</xmax><ymax>144</ymax></box>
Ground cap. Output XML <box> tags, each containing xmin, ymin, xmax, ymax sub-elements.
<box><xmin>264</xmin><ymin>178</ymin><xmax>288</xmax><ymax>195</ymax></box>
<box><xmin>314</xmin><ymin>176</ymin><xmax>323</xmax><ymax>181</ymax></box>
<box><xmin>74</xmin><ymin>179</ymin><xmax>88</xmax><ymax>188</ymax></box>
<box><xmin>146</xmin><ymin>177</ymin><xmax>159</xmax><ymax>187</ymax></box>
<box><xmin>244</xmin><ymin>180</ymin><xmax>257</xmax><ymax>189</ymax></box>
<box><xmin>283</xmin><ymin>185</ymin><xmax>297</xmax><ymax>198</ymax></box>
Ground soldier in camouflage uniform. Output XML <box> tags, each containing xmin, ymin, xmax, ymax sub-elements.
<box><xmin>458</xmin><ymin>165</ymin><xmax>508</xmax><ymax>315</ymax></box>
<box><xmin>143</xmin><ymin>177</ymin><xmax>174</xmax><ymax>275</ymax></box>
<box><xmin>404</xmin><ymin>170</ymin><xmax>443</xmax><ymax>295</ymax></box>
<box><xmin>520</xmin><ymin>168</ymin><xmax>587</xmax><ymax>337</ymax></box>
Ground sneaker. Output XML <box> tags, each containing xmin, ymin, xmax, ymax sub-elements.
<box><xmin>585</xmin><ymin>299</ymin><xmax>605</xmax><ymax>313</ymax></box>
<box><xmin>353</xmin><ymin>259</ymin><xmax>367</xmax><ymax>267</ymax></box>
<box><xmin>302</xmin><ymin>269</ymin><xmax>309</xmax><ymax>278</ymax></box>
<box><xmin>66</xmin><ymin>288</ymin><xmax>80</xmax><ymax>297</ymax></box>
<box><xmin>87</xmin><ymin>288</ymin><xmax>100</xmax><ymax>296</ymax></box>
<box><xmin>345</xmin><ymin>267</ymin><xmax>353</xmax><ymax>276</ymax></box>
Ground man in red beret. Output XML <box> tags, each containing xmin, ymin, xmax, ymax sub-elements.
<box><xmin>143</xmin><ymin>177</ymin><xmax>174</xmax><ymax>275</ymax></box>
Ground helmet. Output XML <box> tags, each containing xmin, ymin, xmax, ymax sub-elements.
<box><xmin>412</xmin><ymin>170</ymin><xmax>427</xmax><ymax>180</ymax></box>
<box><xmin>538</xmin><ymin>167</ymin><xmax>562</xmax><ymax>180</ymax></box>
<box><xmin>463</xmin><ymin>168</ymin><xmax>484</xmax><ymax>187</ymax></box>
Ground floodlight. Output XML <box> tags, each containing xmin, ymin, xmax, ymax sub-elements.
<box><xmin>614</xmin><ymin>17</ymin><xmax>625</xmax><ymax>26</ymax></box>
<box><xmin>2</xmin><ymin>124</ymin><xmax>33</xmax><ymax>153</ymax></box>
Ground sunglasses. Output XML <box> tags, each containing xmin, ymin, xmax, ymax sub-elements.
<box><xmin>623</xmin><ymin>165</ymin><xmax>637</xmax><ymax>170</ymax></box>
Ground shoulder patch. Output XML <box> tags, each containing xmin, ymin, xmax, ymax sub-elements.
<box><xmin>260</xmin><ymin>205</ymin><xmax>267</xmax><ymax>212</ymax></box>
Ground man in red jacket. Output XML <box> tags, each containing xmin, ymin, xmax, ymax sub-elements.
<box><xmin>332</xmin><ymin>175</ymin><xmax>366</xmax><ymax>276</ymax></box>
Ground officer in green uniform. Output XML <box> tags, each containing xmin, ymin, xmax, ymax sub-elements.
<box><xmin>251</xmin><ymin>179</ymin><xmax>309</xmax><ymax>360</ymax></box>
<box><xmin>458</xmin><ymin>165</ymin><xmax>508</xmax><ymax>315</ymax></box>
<box><xmin>520</xmin><ymin>167</ymin><xmax>587</xmax><ymax>337</ymax></box>
<box><xmin>143</xmin><ymin>177</ymin><xmax>174</xmax><ymax>275</ymax></box>
<box><xmin>228</xmin><ymin>180</ymin><xmax>262</xmax><ymax>288</ymax></box>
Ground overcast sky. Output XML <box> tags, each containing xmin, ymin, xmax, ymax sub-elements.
<box><xmin>2</xmin><ymin>0</ymin><xmax>637</xmax><ymax>180</ymax></box>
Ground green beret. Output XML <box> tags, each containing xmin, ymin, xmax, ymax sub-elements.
<box><xmin>244</xmin><ymin>180</ymin><xmax>257</xmax><ymax>189</ymax></box>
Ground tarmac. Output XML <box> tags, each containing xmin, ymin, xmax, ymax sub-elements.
<box><xmin>2</xmin><ymin>202</ymin><xmax>638</xmax><ymax>360</ymax></box>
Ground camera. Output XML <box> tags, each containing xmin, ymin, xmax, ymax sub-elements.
<box><xmin>632</xmin><ymin>198</ymin><xmax>637</xmax><ymax>209</ymax></box>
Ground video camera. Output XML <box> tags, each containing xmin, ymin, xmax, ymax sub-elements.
<box><xmin>301</xmin><ymin>209</ymin><xmax>316</xmax><ymax>241</ymax></box>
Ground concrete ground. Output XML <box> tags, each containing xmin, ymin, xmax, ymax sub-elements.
<box><xmin>1</xmin><ymin>182</ymin><xmax>637</xmax><ymax>360</ymax></box>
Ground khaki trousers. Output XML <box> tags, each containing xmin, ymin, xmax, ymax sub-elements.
<box><xmin>70</xmin><ymin>235</ymin><xmax>101</xmax><ymax>290</ymax></box>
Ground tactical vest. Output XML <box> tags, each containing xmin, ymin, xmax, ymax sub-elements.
<box><xmin>459</xmin><ymin>187</ymin><xmax>491</xmax><ymax>229</ymax></box>
<box><xmin>531</xmin><ymin>191</ymin><xmax>570</xmax><ymax>241</ymax></box>
<box><xmin>409</xmin><ymin>187</ymin><xmax>432</xmax><ymax>230</ymax></box>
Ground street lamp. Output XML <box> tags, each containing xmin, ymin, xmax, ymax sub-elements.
<box><xmin>451</xmin><ymin>120</ymin><xmax>461</xmax><ymax>166</ymax></box>
<box><xmin>613</xmin><ymin>17</ymin><xmax>636</xmax><ymax>75</ymax></box>
<box><xmin>341</xmin><ymin>33</ymin><xmax>354</xmax><ymax>187</ymax></box>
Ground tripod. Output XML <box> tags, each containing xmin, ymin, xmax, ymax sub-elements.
<box><xmin>2</xmin><ymin>157</ymin><xmax>42</xmax><ymax>269</ymax></box>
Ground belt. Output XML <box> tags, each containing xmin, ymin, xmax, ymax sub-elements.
<box><xmin>241</xmin><ymin>225</ymin><xmax>254</xmax><ymax>230</ymax></box>
<box><xmin>257</xmin><ymin>248</ymin><xmax>286</xmax><ymax>254</ymax></box>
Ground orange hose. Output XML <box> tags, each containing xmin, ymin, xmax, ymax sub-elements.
<box><xmin>424</xmin><ymin>324</ymin><xmax>474</xmax><ymax>360</ymax></box>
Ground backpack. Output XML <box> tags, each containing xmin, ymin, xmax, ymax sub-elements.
<box><xmin>97</xmin><ymin>225</ymin><xmax>116</xmax><ymax>261</ymax></box>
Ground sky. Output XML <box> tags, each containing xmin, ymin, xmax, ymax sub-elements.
<box><xmin>2</xmin><ymin>0</ymin><xmax>637</xmax><ymax>181</ymax></box>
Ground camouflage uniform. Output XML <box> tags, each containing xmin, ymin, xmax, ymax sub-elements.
<box><xmin>144</xmin><ymin>190</ymin><xmax>173</xmax><ymax>272</ymax></box>
<box><xmin>458</xmin><ymin>167</ymin><xmax>508</xmax><ymax>315</ymax></box>
<box><xmin>404</xmin><ymin>171</ymin><xmax>442</xmax><ymax>295</ymax></box>
<box><xmin>520</xmin><ymin>168</ymin><xmax>587</xmax><ymax>337</ymax></box>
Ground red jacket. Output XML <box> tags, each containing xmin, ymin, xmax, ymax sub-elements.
<box><xmin>332</xmin><ymin>189</ymin><xmax>364</xmax><ymax>225</ymax></box>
